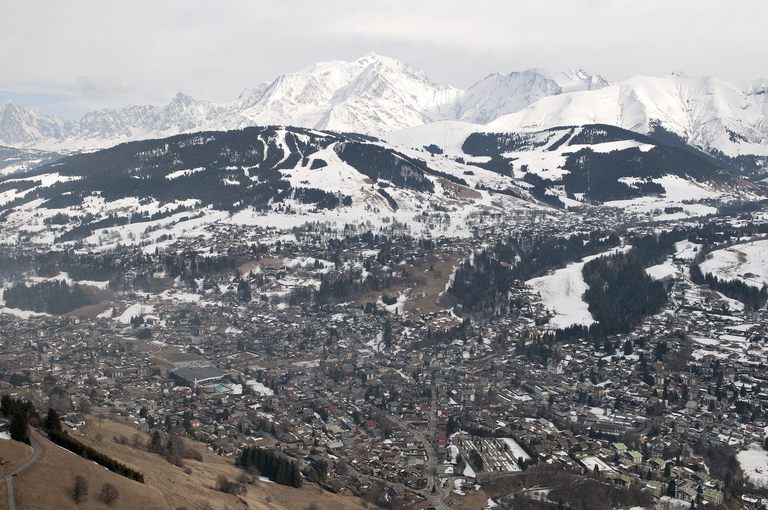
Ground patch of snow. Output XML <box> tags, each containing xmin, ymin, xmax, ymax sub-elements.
<box><xmin>700</xmin><ymin>239</ymin><xmax>768</xmax><ymax>288</ymax></box>
<box><xmin>499</xmin><ymin>437</ymin><xmax>532</xmax><ymax>462</ymax></box>
<box><xmin>527</xmin><ymin>246</ymin><xmax>628</xmax><ymax>328</ymax></box>
<box><xmin>165</xmin><ymin>167</ymin><xmax>205</xmax><ymax>180</ymax></box>
<box><xmin>645</xmin><ymin>260</ymin><xmax>678</xmax><ymax>280</ymax></box>
<box><xmin>738</xmin><ymin>444</ymin><xmax>768</xmax><ymax>488</ymax></box>
<box><xmin>117</xmin><ymin>303</ymin><xmax>155</xmax><ymax>324</ymax></box>
<box><xmin>674</xmin><ymin>240</ymin><xmax>701</xmax><ymax>261</ymax></box>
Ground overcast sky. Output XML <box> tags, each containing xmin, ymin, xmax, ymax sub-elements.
<box><xmin>2</xmin><ymin>0</ymin><xmax>766</xmax><ymax>119</ymax></box>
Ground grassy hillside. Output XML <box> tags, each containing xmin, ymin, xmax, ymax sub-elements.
<box><xmin>13</xmin><ymin>430</ymin><xmax>166</xmax><ymax>510</ymax></box>
<box><xmin>2</xmin><ymin>416</ymin><xmax>367</xmax><ymax>510</ymax></box>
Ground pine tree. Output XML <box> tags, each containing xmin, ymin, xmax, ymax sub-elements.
<box><xmin>1</xmin><ymin>394</ymin><xmax>11</xmax><ymax>416</ymax></box>
<box><xmin>10</xmin><ymin>410</ymin><xmax>30</xmax><ymax>444</ymax></box>
<box><xmin>45</xmin><ymin>408</ymin><xmax>62</xmax><ymax>433</ymax></box>
<box><xmin>382</xmin><ymin>320</ymin><xmax>393</xmax><ymax>349</ymax></box>
<box><xmin>150</xmin><ymin>430</ymin><xmax>163</xmax><ymax>453</ymax></box>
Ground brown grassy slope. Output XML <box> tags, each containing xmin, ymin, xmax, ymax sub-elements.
<box><xmin>72</xmin><ymin>418</ymin><xmax>367</xmax><ymax>510</ymax></box>
<box><xmin>14</xmin><ymin>430</ymin><xmax>168</xmax><ymax>510</ymax></box>
<box><xmin>0</xmin><ymin>439</ymin><xmax>33</xmax><ymax>474</ymax></box>
<box><xmin>0</xmin><ymin>439</ymin><xmax>34</xmax><ymax>510</ymax></box>
<box><xmin>0</xmin><ymin>485</ymin><xmax>5</xmax><ymax>510</ymax></box>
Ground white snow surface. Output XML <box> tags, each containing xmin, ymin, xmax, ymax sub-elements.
<box><xmin>489</xmin><ymin>73</ymin><xmax>768</xmax><ymax>156</ymax></box>
<box><xmin>674</xmin><ymin>240</ymin><xmax>702</xmax><ymax>261</ymax></box>
<box><xmin>117</xmin><ymin>303</ymin><xmax>156</xmax><ymax>324</ymax></box>
<box><xmin>738</xmin><ymin>444</ymin><xmax>768</xmax><ymax>488</ymax></box>
<box><xmin>527</xmin><ymin>246</ymin><xmax>629</xmax><ymax>328</ymax></box>
<box><xmin>499</xmin><ymin>438</ymin><xmax>531</xmax><ymax>462</ymax></box>
<box><xmin>645</xmin><ymin>260</ymin><xmax>679</xmax><ymax>280</ymax></box>
<box><xmin>0</xmin><ymin>56</ymin><xmax>608</xmax><ymax>150</ymax></box>
<box><xmin>700</xmin><ymin>239</ymin><xmax>768</xmax><ymax>288</ymax></box>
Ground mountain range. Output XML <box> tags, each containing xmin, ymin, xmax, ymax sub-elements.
<box><xmin>1</xmin><ymin>54</ymin><xmax>766</xmax><ymax>177</ymax></box>
<box><xmin>0</xmin><ymin>122</ymin><xmax>758</xmax><ymax>251</ymax></box>
<box><xmin>1</xmin><ymin>54</ymin><xmax>610</xmax><ymax>150</ymax></box>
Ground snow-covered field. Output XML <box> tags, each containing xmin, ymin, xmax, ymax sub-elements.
<box><xmin>700</xmin><ymin>239</ymin><xmax>768</xmax><ymax>288</ymax></box>
<box><xmin>645</xmin><ymin>259</ymin><xmax>679</xmax><ymax>281</ymax></box>
<box><xmin>603</xmin><ymin>175</ymin><xmax>726</xmax><ymax>221</ymax></box>
<box><xmin>527</xmin><ymin>246</ymin><xmax>628</xmax><ymax>328</ymax></box>
<box><xmin>738</xmin><ymin>444</ymin><xmax>768</xmax><ymax>488</ymax></box>
<box><xmin>674</xmin><ymin>240</ymin><xmax>702</xmax><ymax>261</ymax></box>
<box><xmin>117</xmin><ymin>303</ymin><xmax>156</xmax><ymax>324</ymax></box>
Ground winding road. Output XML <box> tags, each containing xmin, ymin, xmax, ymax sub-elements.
<box><xmin>3</xmin><ymin>432</ymin><xmax>43</xmax><ymax>510</ymax></box>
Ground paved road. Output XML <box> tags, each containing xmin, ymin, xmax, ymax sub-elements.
<box><xmin>383</xmin><ymin>376</ymin><xmax>452</xmax><ymax>510</ymax></box>
<box><xmin>4</xmin><ymin>432</ymin><xmax>43</xmax><ymax>510</ymax></box>
<box><xmin>314</xmin><ymin>380</ymin><xmax>452</xmax><ymax>509</ymax></box>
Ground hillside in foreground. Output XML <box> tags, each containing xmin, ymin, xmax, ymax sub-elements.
<box><xmin>2</xmin><ymin>420</ymin><xmax>366</xmax><ymax>510</ymax></box>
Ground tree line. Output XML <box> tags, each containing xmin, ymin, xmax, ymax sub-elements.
<box><xmin>448</xmin><ymin>231</ymin><xmax>621</xmax><ymax>321</ymax></box>
<box><xmin>235</xmin><ymin>447</ymin><xmax>302</xmax><ymax>487</ymax></box>
<box><xmin>43</xmin><ymin>408</ymin><xmax>145</xmax><ymax>482</ymax></box>
<box><xmin>690</xmin><ymin>264</ymin><xmax>768</xmax><ymax>311</ymax></box>
<box><xmin>3</xmin><ymin>280</ymin><xmax>98</xmax><ymax>314</ymax></box>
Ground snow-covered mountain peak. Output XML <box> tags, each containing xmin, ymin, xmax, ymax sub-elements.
<box><xmin>488</xmin><ymin>72</ymin><xmax>768</xmax><ymax>156</ymax></box>
<box><xmin>3</xmin><ymin>100</ymin><xmax>22</xmax><ymax>112</ymax></box>
<box><xmin>0</xmin><ymin>100</ymin><xmax>72</xmax><ymax>147</ymax></box>
<box><xmin>2</xmin><ymin>56</ymin><xmax>767</xmax><ymax>161</ymax></box>
<box><xmin>169</xmin><ymin>92</ymin><xmax>197</xmax><ymax>106</ymax></box>
<box><xmin>453</xmin><ymin>67</ymin><xmax>608</xmax><ymax>124</ymax></box>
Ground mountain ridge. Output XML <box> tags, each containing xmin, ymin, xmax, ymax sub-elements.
<box><xmin>0</xmin><ymin>54</ymin><xmax>607</xmax><ymax>151</ymax></box>
<box><xmin>2</xmin><ymin>55</ymin><xmax>766</xmax><ymax>164</ymax></box>
<box><xmin>0</xmin><ymin>123</ymin><xmax>758</xmax><ymax>252</ymax></box>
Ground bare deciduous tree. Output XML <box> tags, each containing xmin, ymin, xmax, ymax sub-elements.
<box><xmin>99</xmin><ymin>482</ymin><xmax>119</xmax><ymax>505</ymax></box>
<box><xmin>72</xmin><ymin>475</ymin><xmax>89</xmax><ymax>504</ymax></box>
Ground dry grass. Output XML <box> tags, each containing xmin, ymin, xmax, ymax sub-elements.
<box><xmin>438</xmin><ymin>178</ymin><xmax>482</xmax><ymax>200</ymax></box>
<box><xmin>0</xmin><ymin>438</ymin><xmax>33</xmax><ymax>474</ymax></box>
<box><xmin>70</xmin><ymin>418</ymin><xmax>367</xmax><ymax>510</ymax></box>
<box><xmin>352</xmin><ymin>252</ymin><xmax>464</xmax><ymax>315</ymax></box>
<box><xmin>445</xmin><ymin>488</ymin><xmax>492</xmax><ymax>510</ymax></box>
<box><xmin>14</xmin><ymin>430</ymin><xmax>168</xmax><ymax>510</ymax></box>
<box><xmin>70</xmin><ymin>300</ymin><xmax>114</xmax><ymax>319</ymax></box>
<box><xmin>0</xmin><ymin>480</ymin><xmax>6</xmax><ymax>510</ymax></box>
<box><xmin>403</xmin><ymin>252</ymin><xmax>464</xmax><ymax>314</ymax></box>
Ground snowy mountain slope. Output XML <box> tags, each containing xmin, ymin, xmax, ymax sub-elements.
<box><xmin>0</xmin><ymin>126</ymin><xmax>545</xmax><ymax>249</ymax></box>
<box><xmin>488</xmin><ymin>74</ymin><xmax>768</xmax><ymax>157</ymax></box>
<box><xmin>0</xmin><ymin>54</ymin><xmax>607</xmax><ymax>151</ymax></box>
<box><xmin>232</xmin><ymin>53</ymin><xmax>463</xmax><ymax>134</ymax></box>
<box><xmin>527</xmin><ymin>246</ymin><xmax>629</xmax><ymax>328</ymax></box>
<box><xmin>3</xmin><ymin>56</ymin><xmax>766</xmax><ymax>162</ymax></box>
<box><xmin>388</xmin><ymin>123</ymin><xmax>761</xmax><ymax>212</ymax></box>
<box><xmin>700</xmin><ymin>239</ymin><xmax>768</xmax><ymax>288</ymax></box>
<box><xmin>0</xmin><ymin>145</ymin><xmax>62</xmax><ymax>177</ymax></box>
<box><xmin>456</xmin><ymin>68</ymin><xmax>608</xmax><ymax>123</ymax></box>
<box><xmin>0</xmin><ymin>101</ymin><xmax>73</xmax><ymax>147</ymax></box>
